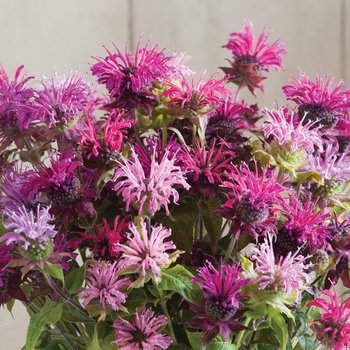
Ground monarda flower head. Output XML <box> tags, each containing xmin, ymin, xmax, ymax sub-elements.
<box><xmin>242</xmin><ymin>234</ymin><xmax>311</xmax><ymax>319</ymax></box>
<box><xmin>113</xmin><ymin>140</ymin><xmax>190</xmax><ymax>217</ymax></box>
<box><xmin>112</xmin><ymin>307</ymin><xmax>172</xmax><ymax>349</ymax></box>
<box><xmin>0</xmin><ymin>205</ymin><xmax>57</xmax><ymax>261</ymax></box>
<box><xmin>116</xmin><ymin>219</ymin><xmax>181</xmax><ymax>288</ymax></box>
<box><xmin>282</xmin><ymin>72</ymin><xmax>350</xmax><ymax>129</ymax></box>
<box><xmin>307</xmin><ymin>288</ymin><xmax>350</xmax><ymax>350</ymax></box>
<box><xmin>184</xmin><ymin>262</ymin><xmax>250</xmax><ymax>345</ymax></box>
<box><xmin>78</xmin><ymin>260</ymin><xmax>130</xmax><ymax>320</ymax></box>
<box><xmin>91</xmin><ymin>36</ymin><xmax>176</xmax><ymax>112</ymax></box>
<box><xmin>221</xmin><ymin>20</ymin><xmax>287</xmax><ymax>95</ymax></box>
<box><xmin>220</xmin><ymin>163</ymin><xmax>286</xmax><ymax>239</ymax></box>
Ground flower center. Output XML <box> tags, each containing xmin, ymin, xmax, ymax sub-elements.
<box><xmin>235</xmin><ymin>194</ymin><xmax>269</xmax><ymax>223</ymax></box>
<box><xmin>131</xmin><ymin>329</ymin><xmax>147</xmax><ymax>345</ymax></box>
<box><xmin>205</xmin><ymin>294</ymin><xmax>236</xmax><ymax>321</ymax></box>
<box><xmin>235</xmin><ymin>54</ymin><xmax>260</xmax><ymax>70</ymax></box>
<box><xmin>298</xmin><ymin>103</ymin><xmax>338</xmax><ymax>129</ymax></box>
<box><xmin>47</xmin><ymin>177</ymin><xmax>80</xmax><ymax>205</ymax></box>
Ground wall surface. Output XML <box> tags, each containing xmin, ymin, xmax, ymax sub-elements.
<box><xmin>0</xmin><ymin>1</ymin><xmax>347</xmax><ymax>349</ymax></box>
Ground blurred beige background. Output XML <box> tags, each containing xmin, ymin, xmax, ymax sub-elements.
<box><xmin>0</xmin><ymin>1</ymin><xmax>348</xmax><ymax>349</ymax></box>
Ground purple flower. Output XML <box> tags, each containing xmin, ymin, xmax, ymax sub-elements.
<box><xmin>113</xmin><ymin>142</ymin><xmax>190</xmax><ymax>217</ymax></box>
<box><xmin>112</xmin><ymin>307</ymin><xmax>172</xmax><ymax>349</ymax></box>
<box><xmin>221</xmin><ymin>20</ymin><xmax>286</xmax><ymax>95</ymax></box>
<box><xmin>78</xmin><ymin>260</ymin><xmax>130</xmax><ymax>320</ymax></box>
<box><xmin>0</xmin><ymin>205</ymin><xmax>57</xmax><ymax>260</ymax></box>
<box><xmin>184</xmin><ymin>262</ymin><xmax>250</xmax><ymax>345</ymax></box>
<box><xmin>116</xmin><ymin>219</ymin><xmax>178</xmax><ymax>287</ymax></box>
<box><xmin>282</xmin><ymin>72</ymin><xmax>350</xmax><ymax>129</ymax></box>
<box><xmin>91</xmin><ymin>36</ymin><xmax>176</xmax><ymax>111</ymax></box>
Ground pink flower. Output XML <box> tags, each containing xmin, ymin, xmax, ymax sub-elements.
<box><xmin>307</xmin><ymin>289</ymin><xmax>350</xmax><ymax>350</ymax></box>
<box><xmin>113</xmin><ymin>142</ymin><xmax>190</xmax><ymax>217</ymax></box>
<box><xmin>91</xmin><ymin>36</ymin><xmax>176</xmax><ymax>111</ymax></box>
<box><xmin>221</xmin><ymin>20</ymin><xmax>286</xmax><ymax>95</ymax></box>
<box><xmin>116</xmin><ymin>219</ymin><xmax>177</xmax><ymax>286</ymax></box>
<box><xmin>249</xmin><ymin>234</ymin><xmax>311</xmax><ymax>303</ymax></box>
<box><xmin>282</xmin><ymin>72</ymin><xmax>350</xmax><ymax>129</ymax></box>
<box><xmin>79</xmin><ymin>260</ymin><xmax>130</xmax><ymax>319</ymax></box>
<box><xmin>112</xmin><ymin>307</ymin><xmax>172</xmax><ymax>349</ymax></box>
<box><xmin>185</xmin><ymin>262</ymin><xmax>250</xmax><ymax>345</ymax></box>
<box><xmin>220</xmin><ymin>163</ymin><xmax>286</xmax><ymax>239</ymax></box>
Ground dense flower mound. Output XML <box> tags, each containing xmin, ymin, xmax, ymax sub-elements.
<box><xmin>1</xmin><ymin>19</ymin><xmax>350</xmax><ymax>350</ymax></box>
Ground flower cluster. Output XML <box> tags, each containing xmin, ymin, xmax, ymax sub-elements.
<box><xmin>2</xmin><ymin>19</ymin><xmax>350</xmax><ymax>350</ymax></box>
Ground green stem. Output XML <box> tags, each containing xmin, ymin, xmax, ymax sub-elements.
<box><xmin>159</xmin><ymin>291</ymin><xmax>177</xmax><ymax>345</ymax></box>
<box><xmin>192</xmin><ymin>125</ymin><xmax>197</xmax><ymax>147</ymax></box>
<box><xmin>223</xmin><ymin>226</ymin><xmax>239</xmax><ymax>264</ymax></box>
<box><xmin>162</xmin><ymin>116</ymin><xmax>168</xmax><ymax>148</ymax></box>
<box><xmin>235</xmin><ymin>316</ymin><xmax>251</xmax><ymax>346</ymax></box>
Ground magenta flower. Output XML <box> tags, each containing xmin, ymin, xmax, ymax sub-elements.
<box><xmin>276</xmin><ymin>195</ymin><xmax>331</xmax><ymax>256</ymax></box>
<box><xmin>307</xmin><ymin>289</ymin><xmax>350</xmax><ymax>350</ymax></box>
<box><xmin>116</xmin><ymin>219</ymin><xmax>178</xmax><ymax>287</ymax></box>
<box><xmin>185</xmin><ymin>262</ymin><xmax>250</xmax><ymax>345</ymax></box>
<box><xmin>282</xmin><ymin>72</ymin><xmax>350</xmax><ymax>129</ymax></box>
<box><xmin>0</xmin><ymin>205</ymin><xmax>57</xmax><ymax>260</ymax></box>
<box><xmin>78</xmin><ymin>109</ymin><xmax>134</xmax><ymax>170</ymax></box>
<box><xmin>113</xmin><ymin>142</ymin><xmax>190</xmax><ymax>217</ymax></box>
<box><xmin>220</xmin><ymin>163</ymin><xmax>286</xmax><ymax>239</ymax></box>
<box><xmin>112</xmin><ymin>307</ymin><xmax>172</xmax><ymax>349</ymax></box>
<box><xmin>78</xmin><ymin>260</ymin><xmax>130</xmax><ymax>320</ymax></box>
<box><xmin>91</xmin><ymin>36</ymin><xmax>176</xmax><ymax>111</ymax></box>
<box><xmin>221</xmin><ymin>20</ymin><xmax>286</xmax><ymax>95</ymax></box>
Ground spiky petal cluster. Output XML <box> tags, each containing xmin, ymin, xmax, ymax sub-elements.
<box><xmin>282</xmin><ymin>72</ymin><xmax>350</xmax><ymax>129</ymax></box>
<box><xmin>0</xmin><ymin>205</ymin><xmax>57</xmax><ymax>259</ymax></box>
<box><xmin>78</xmin><ymin>260</ymin><xmax>130</xmax><ymax>319</ymax></box>
<box><xmin>116</xmin><ymin>220</ymin><xmax>178</xmax><ymax>287</ymax></box>
<box><xmin>112</xmin><ymin>307</ymin><xmax>172</xmax><ymax>349</ymax></box>
<box><xmin>186</xmin><ymin>262</ymin><xmax>250</xmax><ymax>345</ymax></box>
<box><xmin>113</xmin><ymin>143</ymin><xmax>190</xmax><ymax>217</ymax></box>
<box><xmin>307</xmin><ymin>289</ymin><xmax>350</xmax><ymax>350</ymax></box>
<box><xmin>91</xmin><ymin>37</ymin><xmax>176</xmax><ymax>110</ymax></box>
<box><xmin>221</xmin><ymin>20</ymin><xmax>286</xmax><ymax>95</ymax></box>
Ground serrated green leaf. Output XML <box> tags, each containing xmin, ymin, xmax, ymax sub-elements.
<box><xmin>186</xmin><ymin>330</ymin><xmax>202</xmax><ymax>350</ymax></box>
<box><xmin>65</xmin><ymin>264</ymin><xmax>86</xmax><ymax>294</ymax></box>
<box><xmin>87</xmin><ymin>325</ymin><xmax>101</xmax><ymax>350</ymax></box>
<box><xmin>102</xmin><ymin>332</ymin><xmax>118</xmax><ymax>350</ymax></box>
<box><xmin>26</xmin><ymin>302</ymin><xmax>62</xmax><ymax>350</ymax></box>
<box><xmin>42</xmin><ymin>262</ymin><xmax>64</xmax><ymax>282</ymax></box>
<box><xmin>158</xmin><ymin>265</ymin><xmax>201</xmax><ymax>305</ymax></box>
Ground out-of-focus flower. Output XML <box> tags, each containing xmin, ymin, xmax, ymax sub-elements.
<box><xmin>91</xmin><ymin>37</ymin><xmax>176</xmax><ymax>111</ymax></box>
<box><xmin>221</xmin><ymin>20</ymin><xmax>286</xmax><ymax>95</ymax></box>
<box><xmin>282</xmin><ymin>72</ymin><xmax>350</xmax><ymax>129</ymax></box>
<box><xmin>307</xmin><ymin>289</ymin><xmax>350</xmax><ymax>350</ymax></box>
<box><xmin>242</xmin><ymin>234</ymin><xmax>311</xmax><ymax>318</ymax></box>
<box><xmin>112</xmin><ymin>307</ymin><xmax>172</xmax><ymax>349</ymax></box>
<box><xmin>116</xmin><ymin>219</ymin><xmax>180</xmax><ymax>287</ymax></box>
<box><xmin>0</xmin><ymin>205</ymin><xmax>57</xmax><ymax>260</ymax></box>
<box><xmin>184</xmin><ymin>262</ymin><xmax>250</xmax><ymax>345</ymax></box>
<box><xmin>113</xmin><ymin>141</ymin><xmax>190</xmax><ymax>217</ymax></box>
<box><xmin>0</xmin><ymin>64</ymin><xmax>35</xmax><ymax>148</ymax></box>
<box><xmin>78</xmin><ymin>260</ymin><xmax>130</xmax><ymax>320</ymax></box>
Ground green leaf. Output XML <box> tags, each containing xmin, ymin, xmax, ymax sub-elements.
<box><xmin>186</xmin><ymin>330</ymin><xmax>202</xmax><ymax>350</ymax></box>
<box><xmin>270</xmin><ymin>314</ymin><xmax>289</xmax><ymax>350</ymax></box>
<box><xmin>61</xmin><ymin>304</ymin><xmax>94</xmax><ymax>323</ymax></box>
<box><xmin>26</xmin><ymin>302</ymin><xmax>62</xmax><ymax>350</ymax></box>
<box><xmin>298</xmin><ymin>334</ymin><xmax>314</xmax><ymax>350</ymax></box>
<box><xmin>206</xmin><ymin>341</ymin><xmax>237</xmax><ymax>350</ymax></box>
<box><xmin>294</xmin><ymin>170</ymin><xmax>323</xmax><ymax>184</ymax></box>
<box><xmin>42</xmin><ymin>262</ymin><xmax>64</xmax><ymax>282</ymax></box>
<box><xmin>87</xmin><ymin>325</ymin><xmax>101</xmax><ymax>350</ymax></box>
<box><xmin>122</xmin><ymin>288</ymin><xmax>148</xmax><ymax>314</ymax></box>
<box><xmin>158</xmin><ymin>265</ymin><xmax>201</xmax><ymax>305</ymax></box>
<box><xmin>168</xmin><ymin>344</ymin><xmax>193</xmax><ymax>350</ymax></box>
<box><xmin>65</xmin><ymin>264</ymin><xmax>86</xmax><ymax>294</ymax></box>
<box><xmin>198</xmin><ymin>198</ymin><xmax>222</xmax><ymax>254</ymax></box>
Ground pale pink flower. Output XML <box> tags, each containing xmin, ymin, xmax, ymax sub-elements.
<box><xmin>79</xmin><ymin>260</ymin><xmax>130</xmax><ymax>319</ymax></box>
<box><xmin>113</xmin><ymin>307</ymin><xmax>172</xmax><ymax>349</ymax></box>
<box><xmin>113</xmin><ymin>144</ymin><xmax>190</xmax><ymax>217</ymax></box>
<box><xmin>116</xmin><ymin>220</ymin><xmax>177</xmax><ymax>286</ymax></box>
